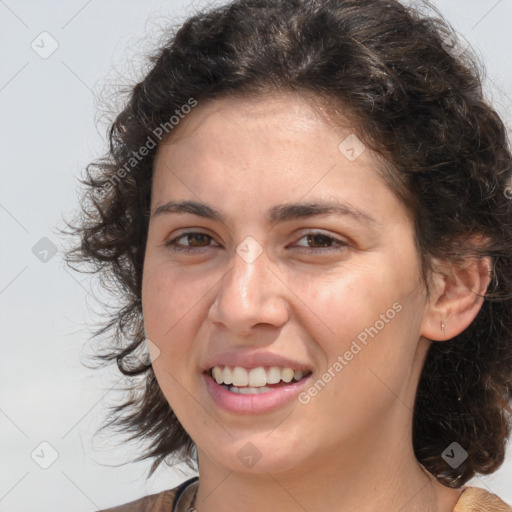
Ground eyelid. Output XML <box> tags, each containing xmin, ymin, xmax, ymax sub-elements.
<box><xmin>163</xmin><ymin>229</ymin><xmax>348</xmax><ymax>253</ymax></box>
<box><xmin>290</xmin><ymin>230</ymin><xmax>348</xmax><ymax>250</ymax></box>
<box><xmin>164</xmin><ymin>230</ymin><xmax>220</xmax><ymax>251</ymax></box>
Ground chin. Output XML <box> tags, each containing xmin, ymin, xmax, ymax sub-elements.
<box><xmin>196</xmin><ymin>434</ymin><xmax>310</xmax><ymax>476</ymax></box>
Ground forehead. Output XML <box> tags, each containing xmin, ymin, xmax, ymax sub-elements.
<box><xmin>150</xmin><ymin>91</ymin><xmax>409</xmax><ymax>230</ymax></box>
<box><xmin>159</xmin><ymin>91</ymin><xmax>342</xmax><ymax>145</ymax></box>
<box><xmin>153</xmin><ymin>91</ymin><xmax>376</xmax><ymax>181</ymax></box>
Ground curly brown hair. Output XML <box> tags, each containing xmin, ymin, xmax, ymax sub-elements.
<box><xmin>62</xmin><ymin>0</ymin><xmax>512</xmax><ymax>486</ymax></box>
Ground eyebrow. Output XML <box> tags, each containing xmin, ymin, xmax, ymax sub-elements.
<box><xmin>152</xmin><ymin>199</ymin><xmax>380</xmax><ymax>228</ymax></box>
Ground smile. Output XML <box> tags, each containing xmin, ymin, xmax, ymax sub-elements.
<box><xmin>204</xmin><ymin>365</ymin><xmax>313</xmax><ymax>414</ymax></box>
<box><xmin>210</xmin><ymin>365</ymin><xmax>310</xmax><ymax>393</ymax></box>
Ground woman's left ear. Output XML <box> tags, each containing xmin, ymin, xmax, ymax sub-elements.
<box><xmin>421</xmin><ymin>255</ymin><xmax>492</xmax><ymax>341</ymax></box>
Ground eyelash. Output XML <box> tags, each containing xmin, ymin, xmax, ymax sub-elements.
<box><xmin>163</xmin><ymin>231</ymin><xmax>348</xmax><ymax>254</ymax></box>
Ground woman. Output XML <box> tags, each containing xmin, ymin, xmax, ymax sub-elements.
<box><xmin>64</xmin><ymin>0</ymin><xmax>512</xmax><ymax>510</ymax></box>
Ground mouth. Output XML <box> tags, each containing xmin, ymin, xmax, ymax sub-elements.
<box><xmin>206</xmin><ymin>365</ymin><xmax>313</xmax><ymax>394</ymax></box>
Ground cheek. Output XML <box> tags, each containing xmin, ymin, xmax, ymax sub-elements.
<box><xmin>142</xmin><ymin>264</ymin><xmax>201</xmax><ymax>345</ymax></box>
<box><xmin>298</xmin><ymin>260</ymin><xmax>420</xmax><ymax>396</ymax></box>
<box><xmin>141</xmin><ymin>266</ymin><xmax>204</xmax><ymax>405</ymax></box>
<box><xmin>296</xmin><ymin>263</ymin><xmax>400</xmax><ymax>344</ymax></box>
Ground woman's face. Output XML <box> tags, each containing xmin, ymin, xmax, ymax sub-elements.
<box><xmin>142</xmin><ymin>92</ymin><xmax>432</xmax><ymax>475</ymax></box>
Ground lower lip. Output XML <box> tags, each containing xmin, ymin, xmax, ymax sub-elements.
<box><xmin>203</xmin><ymin>372</ymin><xmax>312</xmax><ymax>414</ymax></box>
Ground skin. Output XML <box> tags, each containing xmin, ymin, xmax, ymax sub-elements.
<box><xmin>141</xmin><ymin>91</ymin><xmax>491</xmax><ymax>512</ymax></box>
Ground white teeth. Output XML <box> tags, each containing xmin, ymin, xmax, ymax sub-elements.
<box><xmin>227</xmin><ymin>385</ymin><xmax>272</xmax><ymax>394</ymax></box>
<box><xmin>248</xmin><ymin>367</ymin><xmax>267</xmax><ymax>387</ymax></box>
<box><xmin>210</xmin><ymin>365</ymin><xmax>309</xmax><ymax>388</ymax></box>
<box><xmin>212</xmin><ymin>366</ymin><xmax>223</xmax><ymax>384</ymax></box>
<box><xmin>223</xmin><ymin>366</ymin><xmax>233</xmax><ymax>385</ymax></box>
<box><xmin>232</xmin><ymin>367</ymin><xmax>249</xmax><ymax>387</ymax></box>
<box><xmin>267</xmin><ymin>366</ymin><xmax>281</xmax><ymax>384</ymax></box>
<box><xmin>238</xmin><ymin>386</ymin><xmax>271</xmax><ymax>394</ymax></box>
<box><xmin>281</xmin><ymin>368</ymin><xmax>294</xmax><ymax>383</ymax></box>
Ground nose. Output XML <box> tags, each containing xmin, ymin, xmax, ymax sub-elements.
<box><xmin>207</xmin><ymin>242</ymin><xmax>290</xmax><ymax>337</ymax></box>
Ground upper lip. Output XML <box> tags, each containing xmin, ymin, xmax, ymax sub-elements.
<box><xmin>202</xmin><ymin>352</ymin><xmax>313</xmax><ymax>373</ymax></box>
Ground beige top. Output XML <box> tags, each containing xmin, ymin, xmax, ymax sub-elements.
<box><xmin>99</xmin><ymin>476</ymin><xmax>512</xmax><ymax>511</ymax></box>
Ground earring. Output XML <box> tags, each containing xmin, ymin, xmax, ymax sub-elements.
<box><xmin>441</xmin><ymin>319</ymin><xmax>445</xmax><ymax>332</ymax></box>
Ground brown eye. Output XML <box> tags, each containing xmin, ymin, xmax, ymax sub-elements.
<box><xmin>293</xmin><ymin>232</ymin><xmax>347</xmax><ymax>252</ymax></box>
<box><xmin>165</xmin><ymin>232</ymin><xmax>219</xmax><ymax>252</ymax></box>
<box><xmin>183</xmin><ymin>233</ymin><xmax>211</xmax><ymax>247</ymax></box>
<box><xmin>306</xmin><ymin>234</ymin><xmax>335</xmax><ymax>247</ymax></box>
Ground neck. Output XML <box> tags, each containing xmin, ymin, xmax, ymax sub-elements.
<box><xmin>193</xmin><ymin>420</ymin><xmax>461</xmax><ymax>512</ymax></box>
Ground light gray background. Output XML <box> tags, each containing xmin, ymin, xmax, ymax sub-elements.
<box><xmin>1</xmin><ymin>1</ymin><xmax>511</xmax><ymax>511</ymax></box>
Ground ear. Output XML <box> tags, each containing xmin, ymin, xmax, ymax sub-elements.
<box><xmin>421</xmin><ymin>255</ymin><xmax>492</xmax><ymax>341</ymax></box>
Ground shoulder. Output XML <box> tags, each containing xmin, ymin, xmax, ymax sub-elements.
<box><xmin>98</xmin><ymin>490</ymin><xmax>176</xmax><ymax>512</ymax></box>
<box><xmin>453</xmin><ymin>486</ymin><xmax>512</xmax><ymax>512</ymax></box>
<box><xmin>97</xmin><ymin>477</ymin><xmax>199</xmax><ymax>512</ymax></box>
